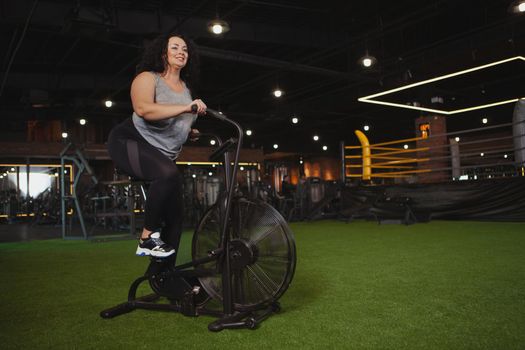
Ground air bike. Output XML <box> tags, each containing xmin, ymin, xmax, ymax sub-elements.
<box><xmin>100</xmin><ymin>108</ymin><xmax>297</xmax><ymax>331</ymax></box>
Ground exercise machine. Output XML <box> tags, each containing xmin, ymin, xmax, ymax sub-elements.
<box><xmin>100</xmin><ymin>108</ymin><xmax>296</xmax><ymax>331</ymax></box>
<box><xmin>60</xmin><ymin>143</ymin><xmax>98</xmax><ymax>239</ymax></box>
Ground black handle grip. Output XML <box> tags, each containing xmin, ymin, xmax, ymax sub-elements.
<box><xmin>206</xmin><ymin>108</ymin><xmax>227</xmax><ymax>121</ymax></box>
<box><xmin>191</xmin><ymin>104</ymin><xmax>198</xmax><ymax>113</ymax></box>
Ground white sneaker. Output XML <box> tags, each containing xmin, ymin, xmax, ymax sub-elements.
<box><xmin>135</xmin><ymin>232</ymin><xmax>175</xmax><ymax>258</ymax></box>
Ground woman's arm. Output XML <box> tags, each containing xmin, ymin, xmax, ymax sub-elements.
<box><xmin>130</xmin><ymin>72</ymin><xmax>206</xmax><ymax>121</ymax></box>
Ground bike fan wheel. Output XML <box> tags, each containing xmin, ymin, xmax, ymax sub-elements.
<box><xmin>192</xmin><ymin>198</ymin><xmax>296</xmax><ymax>311</ymax></box>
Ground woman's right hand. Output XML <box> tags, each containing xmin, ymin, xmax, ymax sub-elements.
<box><xmin>189</xmin><ymin>99</ymin><xmax>207</xmax><ymax>115</ymax></box>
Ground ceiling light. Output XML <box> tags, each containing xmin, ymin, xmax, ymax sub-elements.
<box><xmin>212</xmin><ymin>24</ymin><xmax>223</xmax><ymax>34</ymax></box>
<box><xmin>240</xmin><ymin>166</ymin><xmax>244</xmax><ymax>171</ymax></box>
<box><xmin>322</xmin><ymin>145</ymin><xmax>328</xmax><ymax>151</ymax></box>
<box><xmin>358</xmin><ymin>56</ymin><xmax>525</xmax><ymax>115</ymax></box>
<box><xmin>192</xmin><ymin>174</ymin><xmax>196</xmax><ymax>178</ymax></box>
<box><xmin>509</xmin><ymin>0</ymin><xmax>525</xmax><ymax>13</ymax></box>
<box><xmin>79</xmin><ymin>118</ymin><xmax>87</xmax><ymax>125</ymax></box>
<box><xmin>363</xmin><ymin>125</ymin><xmax>370</xmax><ymax>131</ymax></box>
<box><xmin>455</xmin><ymin>137</ymin><xmax>460</xmax><ymax>142</ymax></box>
<box><xmin>480</xmin><ymin>153</ymin><xmax>484</xmax><ymax>157</ymax></box>
<box><xmin>208</xmin><ymin>172</ymin><xmax>213</xmax><ymax>176</ymax></box>
<box><xmin>273</xmin><ymin>144</ymin><xmax>279</xmax><ymax>149</ymax></box>
<box><xmin>482</xmin><ymin>117</ymin><xmax>488</xmax><ymax>124</ymax></box>
<box><xmin>404</xmin><ymin>144</ymin><xmax>409</xmax><ymax>149</ymax></box>
<box><xmin>359</xmin><ymin>53</ymin><xmax>377</xmax><ymax>68</ymax></box>
<box><xmin>11</xmin><ymin>167</ymin><xmax>15</xmax><ymax>171</ymax></box>
<box><xmin>504</xmin><ymin>154</ymin><xmax>508</xmax><ymax>159</ymax></box>
<box><xmin>273</xmin><ymin>89</ymin><xmax>283</xmax><ymax>98</ymax></box>
<box><xmin>292</xmin><ymin>117</ymin><xmax>299</xmax><ymax>124</ymax></box>
<box><xmin>104</xmin><ymin>100</ymin><xmax>113</xmax><ymax>108</ymax></box>
<box><xmin>246</xmin><ymin>129</ymin><xmax>252</xmax><ymax>136</ymax></box>
<box><xmin>207</xmin><ymin>19</ymin><xmax>230</xmax><ymax>35</ymax></box>
<box><xmin>313</xmin><ymin>135</ymin><xmax>319</xmax><ymax>141</ymax></box>
<box><xmin>210</xmin><ymin>139</ymin><xmax>216</xmax><ymax>145</ymax></box>
<box><xmin>61</xmin><ymin>132</ymin><xmax>68</xmax><ymax>139</ymax></box>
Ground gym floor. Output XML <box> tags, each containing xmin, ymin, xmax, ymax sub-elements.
<box><xmin>2</xmin><ymin>219</ymin><xmax>524</xmax><ymax>349</ymax></box>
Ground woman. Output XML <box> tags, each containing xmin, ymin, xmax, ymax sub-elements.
<box><xmin>107</xmin><ymin>32</ymin><xmax>206</xmax><ymax>258</ymax></box>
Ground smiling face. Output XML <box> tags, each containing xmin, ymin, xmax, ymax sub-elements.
<box><xmin>165</xmin><ymin>36</ymin><xmax>188</xmax><ymax>70</ymax></box>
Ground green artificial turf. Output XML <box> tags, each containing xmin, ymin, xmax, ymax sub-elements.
<box><xmin>1</xmin><ymin>220</ymin><xmax>525</xmax><ymax>349</ymax></box>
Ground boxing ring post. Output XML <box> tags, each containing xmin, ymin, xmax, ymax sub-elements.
<box><xmin>354</xmin><ymin>130</ymin><xmax>371</xmax><ymax>181</ymax></box>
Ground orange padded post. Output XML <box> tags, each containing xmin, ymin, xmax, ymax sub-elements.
<box><xmin>355</xmin><ymin>130</ymin><xmax>371</xmax><ymax>180</ymax></box>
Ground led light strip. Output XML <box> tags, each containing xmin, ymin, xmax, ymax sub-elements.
<box><xmin>358</xmin><ymin>56</ymin><xmax>525</xmax><ymax>115</ymax></box>
<box><xmin>176</xmin><ymin>161</ymin><xmax>259</xmax><ymax>166</ymax></box>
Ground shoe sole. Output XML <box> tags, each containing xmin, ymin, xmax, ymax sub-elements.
<box><xmin>136</xmin><ymin>247</ymin><xmax>175</xmax><ymax>258</ymax></box>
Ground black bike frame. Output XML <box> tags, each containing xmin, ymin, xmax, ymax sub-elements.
<box><xmin>206</xmin><ymin>108</ymin><xmax>244</xmax><ymax>316</ymax></box>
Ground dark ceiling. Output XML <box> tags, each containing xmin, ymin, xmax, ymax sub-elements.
<box><xmin>1</xmin><ymin>0</ymin><xmax>524</xmax><ymax>155</ymax></box>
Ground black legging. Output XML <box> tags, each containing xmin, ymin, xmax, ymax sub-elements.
<box><xmin>107</xmin><ymin>118</ymin><xmax>184</xmax><ymax>253</ymax></box>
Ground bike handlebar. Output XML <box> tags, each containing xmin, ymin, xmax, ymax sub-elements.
<box><xmin>191</xmin><ymin>104</ymin><xmax>228</xmax><ymax>122</ymax></box>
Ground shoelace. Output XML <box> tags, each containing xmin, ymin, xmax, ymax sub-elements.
<box><xmin>149</xmin><ymin>236</ymin><xmax>167</xmax><ymax>248</ymax></box>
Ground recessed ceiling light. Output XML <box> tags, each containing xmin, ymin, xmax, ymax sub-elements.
<box><xmin>509</xmin><ymin>0</ymin><xmax>525</xmax><ymax>13</ymax></box>
<box><xmin>363</xmin><ymin>125</ymin><xmax>370</xmax><ymax>131</ymax></box>
<box><xmin>292</xmin><ymin>117</ymin><xmax>299</xmax><ymax>124</ymax></box>
<box><xmin>246</xmin><ymin>129</ymin><xmax>252</xmax><ymax>136</ymax></box>
<box><xmin>207</xmin><ymin>19</ymin><xmax>230</xmax><ymax>35</ymax></box>
<box><xmin>313</xmin><ymin>135</ymin><xmax>319</xmax><ymax>141</ymax></box>
<box><xmin>104</xmin><ymin>100</ymin><xmax>113</xmax><ymax>108</ymax></box>
<box><xmin>273</xmin><ymin>144</ymin><xmax>279</xmax><ymax>149</ymax></box>
<box><xmin>273</xmin><ymin>89</ymin><xmax>283</xmax><ymax>98</ymax></box>
<box><xmin>359</xmin><ymin>53</ymin><xmax>377</xmax><ymax>68</ymax></box>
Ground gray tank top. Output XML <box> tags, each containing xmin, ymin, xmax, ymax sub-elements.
<box><xmin>132</xmin><ymin>72</ymin><xmax>196</xmax><ymax>160</ymax></box>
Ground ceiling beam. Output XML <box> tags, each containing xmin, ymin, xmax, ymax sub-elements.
<box><xmin>4</xmin><ymin>0</ymin><xmax>347</xmax><ymax>48</ymax></box>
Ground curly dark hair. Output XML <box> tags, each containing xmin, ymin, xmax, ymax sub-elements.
<box><xmin>136</xmin><ymin>32</ymin><xmax>200</xmax><ymax>92</ymax></box>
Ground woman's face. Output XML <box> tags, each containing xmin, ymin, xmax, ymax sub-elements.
<box><xmin>165</xmin><ymin>36</ymin><xmax>188</xmax><ymax>70</ymax></box>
